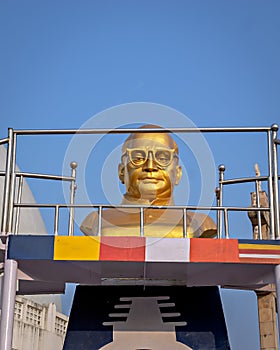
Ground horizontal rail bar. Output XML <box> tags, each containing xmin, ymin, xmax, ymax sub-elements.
<box><xmin>275</xmin><ymin>139</ymin><xmax>280</xmax><ymax>145</ymax></box>
<box><xmin>0</xmin><ymin>137</ymin><xmax>9</xmax><ymax>145</ymax></box>
<box><xmin>221</xmin><ymin>175</ymin><xmax>269</xmax><ymax>185</ymax></box>
<box><xmin>0</xmin><ymin>171</ymin><xmax>73</xmax><ymax>181</ymax></box>
<box><xmin>14</xmin><ymin>172</ymin><xmax>74</xmax><ymax>182</ymax></box>
<box><xmin>222</xmin><ymin>175</ymin><xmax>280</xmax><ymax>185</ymax></box>
<box><xmin>13</xmin><ymin>203</ymin><xmax>270</xmax><ymax>212</ymax></box>
<box><xmin>13</xmin><ymin>126</ymin><xmax>272</xmax><ymax>136</ymax></box>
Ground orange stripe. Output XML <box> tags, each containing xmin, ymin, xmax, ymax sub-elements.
<box><xmin>239</xmin><ymin>257</ymin><xmax>280</xmax><ymax>264</ymax></box>
<box><xmin>190</xmin><ymin>238</ymin><xmax>239</xmax><ymax>262</ymax></box>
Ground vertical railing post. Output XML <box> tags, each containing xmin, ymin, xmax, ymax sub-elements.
<box><xmin>6</xmin><ymin>132</ymin><xmax>17</xmax><ymax>235</ymax></box>
<box><xmin>183</xmin><ymin>208</ymin><xmax>187</xmax><ymax>238</ymax></box>
<box><xmin>272</xmin><ymin>124</ymin><xmax>279</xmax><ymax>239</ymax></box>
<box><xmin>140</xmin><ymin>207</ymin><xmax>144</xmax><ymax>237</ymax></box>
<box><xmin>224</xmin><ymin>208</ymin><xmax>229</xmax><ymax>239</ymax></box>
<box><xmin>68</xmin><ymin>161</ymin><xmax>77</xmax><ymax>236</ymax></box>
<box><xmin>14</xmin><ymin>175</ymin><xmax>24</xmax><ymax>235</ymax></box>
<box><xmin>97</xmin><ymin>206</ymin><xmax>102</xmax><ymax>237</ymax></box>
<box><xmin>255</xmin><ymin>178</ymin><xmax>263</xmax><ymax>240</ymax></box>
<box><xmin>0</xmin><ymin>128</ymin><xmax>18</xmax><ymax>350</ymax></box>
<box><xmin>215</xmin><ymin>187</ymin><xmax>221</xmax><ymax>239</ymax></box>
<box><xmin>1</xmin><ymin>129</ymin><xmax>14</xmax><ymax>234</ymax></box>
<box><xmin>218</xmin><ymin>165</ymin><xmax>225</xmax><ymax>239</ymax></box>
<box><xmin>54</xmin><ymin>205</ymin><xmax>59</xmax><ymax>236</ymax></box>
<box><xmin>0</xmin><ymin>257</ymin><xmax>18</xmax><ymax>350</ymax></box>
<box><xmin>267</xmin><ymin>129</ymin><xmax>276</xmax><ymax>239</ymax></box>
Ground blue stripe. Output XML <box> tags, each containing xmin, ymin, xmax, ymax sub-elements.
<box><xmin>8</xmin><ymin>235</ymin><xmax>54</xmax><ymax>260</ymax></box>
<box><xmin>238</xmin><ymin>239</ymin><xmax>280</xmax><ymax>246</ymax></box>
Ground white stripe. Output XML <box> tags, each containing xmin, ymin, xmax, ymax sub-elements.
<box><xmin>239</xmin><ymin>253</ymin><xmax>280</xmax><ymax>259</ymax></box>
<box><xmin>146</xmin><ymin>238</ymin><xmax>190</xmax><ymax>262</ymax></box>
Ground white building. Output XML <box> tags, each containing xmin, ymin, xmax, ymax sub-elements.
<box><xmin>11</xmin><ymin>296</ymin><xmax>68</xmax><ymax>350</ymax></box>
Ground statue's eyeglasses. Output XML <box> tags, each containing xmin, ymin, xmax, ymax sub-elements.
<box><xmin>122</xmin><ymin>147</ymin><xmax>178</xmax><ymax>168</ymax></box>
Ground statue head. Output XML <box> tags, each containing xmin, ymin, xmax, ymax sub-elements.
<box><xmin>80</xmin><ymin>124</ymin><xmax>217</xmax><ymax>238</ymax></box>
<box><xmin>118</xmin><ymin>125</ymin><xmax>182</xmax><ymax>203</ymax></box>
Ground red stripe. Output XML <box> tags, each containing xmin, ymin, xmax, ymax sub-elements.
<box><xmin>239</xmin><ymin>249</ymin><xmax>280</xmax><ymax>255</ymax></box>
<box><xmin>100</xmin><ymin>237</ymin><xmax>145</xmax><ymax>261</ymax></box>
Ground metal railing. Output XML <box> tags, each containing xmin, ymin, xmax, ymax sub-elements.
<box><xmin>9</xmin><ymin>202</ymin><xmax>270</xmax><ymax>239</ymax></box>
<box><xmin>0</xmin><ymin>125</ymin><xmax>279</xmax><ymax>240</ymax></box>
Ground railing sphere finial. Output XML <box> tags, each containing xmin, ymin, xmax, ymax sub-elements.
<box><xmin>70</xmin><ymin>161</ymin><xmax>78</xmax><ymax>169</ymax></box>
<box><xmin>271</xmin><ymin>123</ymin><xmax>279</xmax><ymax>132</ymax></box>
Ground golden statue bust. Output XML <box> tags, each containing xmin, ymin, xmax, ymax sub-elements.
<box><xmin>80</xmin><ymin>125</ymin><xmax>216</xmax><ymax>238</ymax></box>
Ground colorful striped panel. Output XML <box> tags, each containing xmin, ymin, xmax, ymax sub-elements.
<box><xmin>238</xmin><ymin>239</ymin><xmax>280</xmax><ymax>263</ymax></box>
<box><xmin>8</xmin><ymin>235</ymin><xmax>280</xmax><ymax>265</ymax></box>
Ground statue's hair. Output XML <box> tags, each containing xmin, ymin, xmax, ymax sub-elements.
<box><xmin>122</xmin><ymin>124</ymin><xmax>179</xmax><ymax>154</ymax></box>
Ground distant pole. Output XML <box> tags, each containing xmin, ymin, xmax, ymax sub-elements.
<box><xmin>0</xmin><ymin>258</ymin><xmax>18</xmax><ymax>350</ymax></box>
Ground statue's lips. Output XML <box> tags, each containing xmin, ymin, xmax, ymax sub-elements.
<box><xmin>139</xmin><ymin>177</ymin><xmax>163</xmax><ymax>183</ymax></box>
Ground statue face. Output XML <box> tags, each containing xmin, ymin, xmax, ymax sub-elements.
<box><xmin>119</xmin><ymin>133</ymin><xmax>182</xmax><ymax>202</ymax></box>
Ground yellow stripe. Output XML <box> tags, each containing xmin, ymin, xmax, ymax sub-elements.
<box><xmin>54</xmin><ymin>236</ymin><xmax>100</xmax><ymax>260</ymax></box>
<box><xmin>238</xmin><ymin>244</ymin><xmax>280</xmax><ymax>251</ymax></box>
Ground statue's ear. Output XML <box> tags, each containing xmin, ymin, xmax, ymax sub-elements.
<box><xmin>118</xmin><ymin>163</ymin><xmax>125</xmax><ymax>184</ymax></box>
<box><xmin>175</xmin><ymin>165</ymin><xmax>182</xmax><ymax>185</ymax></box>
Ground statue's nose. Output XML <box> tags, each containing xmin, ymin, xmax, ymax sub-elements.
<box><xmin>143</xmin><ymin>151</ymin><xmax>158</xmax><ymax>171</ymax></box>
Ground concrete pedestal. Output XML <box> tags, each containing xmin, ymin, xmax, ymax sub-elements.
<box><xmin>63</xmin><ymin>285</ymin><xmax>230</xmax><ymax>350</ymax></box>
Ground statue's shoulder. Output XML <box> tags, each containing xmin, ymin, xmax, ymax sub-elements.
<box><xmin>80</xmin><ymin>211</ymin><xmax>98</xmax><ymax>235</ymax></box>
<box><xmin>187</xmin><ymin>211</ymin><xmax>217</xmax><ymax>238</ymax></box>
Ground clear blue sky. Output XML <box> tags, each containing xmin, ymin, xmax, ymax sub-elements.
<box><xmin>1</xmin><ymin>1</ymin><xmax>280</xmax><ymax>349</ymax></box>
